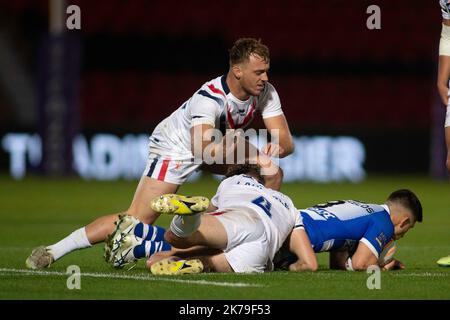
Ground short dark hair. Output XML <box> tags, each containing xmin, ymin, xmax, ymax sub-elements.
<box><xmin>387</xmin><ymin>189</ymin><xmax>423</xmax><ymax>222</ymax></box>
<box><xmin>225</xmin><ymin>164</ymin><xmax>265</xmax><ymax>184</ymax></box>
<box><xmin>229</xmin><ymin>38</ymin><xmax>270</xmax><ymax>66</ymax></box>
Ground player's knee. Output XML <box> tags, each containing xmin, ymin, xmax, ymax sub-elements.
<box><xmin>164</xmin><ymin>230</ymin><xmax>175</xmax><ymax>244</ymax></box>
<box><xmin>446</xmin><ymin>158</ymin><xmax>450</xmax><ymax>174</ymax></box>
<box><xmin>127</xmin><ymin>209</ymin><xmax>158</xmax><ymax>225</ymax></box>
<box><xmin>164</xmin><ymin>230</ymin><xmax>189</xmax><ymax>248</ymax></box>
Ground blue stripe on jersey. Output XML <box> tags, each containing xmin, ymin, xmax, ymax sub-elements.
<box><xmin>221</xmin><ymin>75</ymin><xmax>230</xmax><ymax>94</ymax></box>
<box><xmin>197</xmin><ymin>90</ymin><xmax>224</xmax><ymax>107</ymax></box>
<box><xmin>301</xmin><ymin>208</ymin><xmax>394</xmax><ymax>255</ymax></box>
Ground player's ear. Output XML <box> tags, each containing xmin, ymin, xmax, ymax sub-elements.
<box><xmin>399</xmin><ymin>216</ymin><xmax>411</xmax><ymax>229</ymax></box>
<box><xmin>231</xmin><ymin>64</ymin><xmax>243</xmax><ymax>80</ymax></box>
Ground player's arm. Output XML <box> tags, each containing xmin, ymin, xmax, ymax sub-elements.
<box><xmin>190</xmin><ymin>123</ymin><xmax>219</xmax><ymax>161</ymax></box>
<box><xmin>344</xmin><ymin>241</ymin><xmax>378</xmax><ymax>271</ymax></box>
<box><xmin>438</xmin><ymin>16</ymin><xmax>450</xmax><ymax>106</ymax></box>
<box><xmin>286</xmin><ymin>228</ymin><xmax>318</xmax><ymax>272</ymax></box>
<box><xmin>191</xmin><ymin>123</ymin><xmax>283</xmax><ymax>190</ymax></box>
<box><xmin>263</xmin><ymin>114</ymin><xmax>295</xmax><ymax>158</ymax></box>
<box><xmin>381</xmin><ymin>259</ymin><xmax>405</xmax><ymax>271</ymax></box>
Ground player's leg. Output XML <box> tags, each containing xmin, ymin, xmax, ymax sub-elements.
<box><xmin>26</xmin><ymin>176</ymin><xmax>178</xmax><ymax>269</ymax></box>
<box><xmin>26</xmin><ymin>153</ymin><xmax>202</xmax><ymax>269</ymax></box>
<box><xmin>159</xmin><ymin>208</ymin><xmax>269</xmax><ymax>274</ymax></box>
<box><xmin>149</xmin><ymin>238</ymin><xmax>269</xmax><ymax>275</ymax></box>
<box><xmin>85</xmin><ymin>176</ymin><xmax>178</xmax><ymax>244</ymax></box>
<box><xmin>146</xmin><ymin>247</ymin><xmax>233</xmax><ymax>274</ymax></box>
<box><xmin>165</xmin><ymin>214</ymin><xmax>229</xmax><ymax>250</ymax></box>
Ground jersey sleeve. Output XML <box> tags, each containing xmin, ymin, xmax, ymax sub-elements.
<box><xmin>189</xmin><ymin>95</ymin><xmax>220</xmax><ymax>128</ymax></box>
<box><xmin>441</xmin><ymin>0</ymin><xmax>450</xmax><ymax>20</ymax></box>
<box><xmin>258</xmin><ymin>82</ymin><xmax>284</xmax><ymax>119</ymax></box>
<box><xmin>210</xmin><ymin>176</ymin><xmax>232</xmax><ymax>207</ymax></box>
<box><xmin>210</xmin><ymin>192</ymin><xmax>219</xmax><ymax>208</ymax></box>
<box><xmin>293</xmin><ymin>211</ymin><xmax>304</xmax><ymax>230</ymax></box>
<box><xmin>359</xmin><ymin>213</ymin><xmax>394</xmax><ymax>258</ymax></box>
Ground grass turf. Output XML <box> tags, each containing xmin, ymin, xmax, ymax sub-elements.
<box><xmin>0</xmin><ymin>174</ymin><xmax>449</xmax><ymax>300</ymax></box>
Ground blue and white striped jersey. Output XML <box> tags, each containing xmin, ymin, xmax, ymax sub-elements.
<box><xmin>298</xmin><ymin>200</ymin><xmax>394</xmax><ymax>258</ymax></box>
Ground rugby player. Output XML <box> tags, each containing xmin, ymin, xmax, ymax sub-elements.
<box><xmin>273</xmin><ymin>189</ymin><xmax>422</xmax><ymax>272</ymax></box>
<box><xmin>108</xmin><ymin>165</ymin><xmax>422</xmax><ymax>274</ymax></box>
<box><xmin>436</xmin><ymin>0</ymin><xmax>450</xmax><ymax>267</ymax></box>
<box><xmin>111</xmin><ymin>164</ymin><xmax>315</xmax><ymax>273</ymax></box>
<box><xmin>438</xmin><ymin>0</ymin><xmax>450</xmax><ymax>174</ymax></box>
<box><xmin>25</xmin><ymin>38</ymin><xmax>295</xmax><ymax>269</ymax></box>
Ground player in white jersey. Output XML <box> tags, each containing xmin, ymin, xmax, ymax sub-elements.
<box><xmin>438</xmin><ymin>0</ymin><xmax>450</xmax><ymax>175</ymax></box>
<box><xmin>142</xmin><ymin>187</ymin><xmax>422</xmax><ymax>274</ymax></box>
<box><xmin>135</xmin><ymin>165</ymin><xmax>316</xmax><ymax>274</ymax></box>
<box><xmin>26</xmin><ymin>38</ymin><xmax>295</xmax><ymax>270</ymax></box>
<box><xmin>437</xmin><ymin>0</ymin><xmax>450</xmax><ymax>267</ymax></box>
<box><xmin>107</xmin><ymin>163</ymin><xmax>422</xmax><ymax>273</ymax></box>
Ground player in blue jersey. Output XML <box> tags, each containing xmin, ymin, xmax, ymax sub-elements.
<box><xmin>107</xmin><ymin>164</ymin><xmax>422</xmax><ymax>274</ymax></box>
<box><xmin>274</xmin><ymin>189</ymin><xmax>423</xmax><ymax>271</ymax></box>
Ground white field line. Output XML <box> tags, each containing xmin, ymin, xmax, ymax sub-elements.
<box><xmin>388</xmin><ymin>272</ymin><xmax>450</xmax><ymax>277</ymax></box>
<box><xmin>0</xmin><ymin>268</ymin><xmax>264</xmax><ymax>288</ymax></box>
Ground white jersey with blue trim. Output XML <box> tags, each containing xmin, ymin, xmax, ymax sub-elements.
<box><xmin>441</xmin><ymin>0</ymin><xmax>450</xmax><ymax>19</ymax></box>
<box><xmin>299</xmin><ymin>200</ymin><xmax>394</xmax><ymax>258</ymax></box>
<box><xmin>211</xmin><ymin>174</ymin><xmax>302</xmax><ymax>261</ymax></box>
<box><xmin>148</xmin><ymin>75</ymin><xmax>283</xmax><ymax>159</ymax></box>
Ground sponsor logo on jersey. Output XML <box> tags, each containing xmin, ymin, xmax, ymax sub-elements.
<box><xmin>376</xmin><ymin>232</ymin><xmax>387</xmax><ymax>247</ymax></box>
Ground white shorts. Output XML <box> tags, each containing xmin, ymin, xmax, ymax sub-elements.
<box><xmin>143</xmin><ymin>153</ymin><xmax>200</xmax><ymax>185</ymax></box>
<box><xmin>446</xmin><ymin>105</ymin><xmax>450</xmax><ymax>128</ymax></box>
<box><xmin>209</xmin><ymin>208</ymin><xmax>270</xmax><ymax>273</ymax></box>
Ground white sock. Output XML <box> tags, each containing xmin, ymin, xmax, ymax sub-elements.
<box><xmin>170</xmin><ymin>214</ymin><xmax>201</xmax><ymax>238</ymax></box>
<box><xmin>47</xmin><ymin>227</ymin><xmax>92</xmax><ymax>261</ymax></box>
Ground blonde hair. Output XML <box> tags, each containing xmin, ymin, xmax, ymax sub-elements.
<box><xmin>229</xmin><ymin>38</ymin><xmax>270</xmax><ymax>66</ymax></box>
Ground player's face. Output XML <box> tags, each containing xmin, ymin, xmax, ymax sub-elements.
<box><xmin>394</xmin><ymin>220</ymin><xmax>415</xmax><ymax>240</ymax></box>
<box><xmin>239</xmin><ymin>54</ymin><xmax>270</xmax><ymax>97</ymax></box>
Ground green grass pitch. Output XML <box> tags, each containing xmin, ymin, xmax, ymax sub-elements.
<box><xmin>0</xmin><ymin>174</ymin><xmax>449</xmax><ymax>300</ymax></box>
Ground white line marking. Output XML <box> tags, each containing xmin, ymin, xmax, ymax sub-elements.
<box><xmin>388</xmin><ymin>272</ymin><xmax>450</xmax><ymax>277</ymax></box>
<box><xmin>0</xmin><ymin>268</ymin><xmax>263</xmax><ymax>288</ymax></box>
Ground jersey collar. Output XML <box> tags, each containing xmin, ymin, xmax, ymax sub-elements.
<box><xmin>221</xmin><ymin>75</ymin><xmax>230</xmax><ymax>94</ymax></box>
<box><xmin>381</xmin><ymin>204</ymin><xmax>391</xmax><ymax>215</ymax></box>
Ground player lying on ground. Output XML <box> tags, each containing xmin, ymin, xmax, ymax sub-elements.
<box><xmin>273</xmin><ymin>188</ymin><xmax>422</xmax><ymax>271</ymax></box>
<box><xmin>25</xmin><ymin>38</ymin><xmax>295</xmax><ymax>269</ymax></box>
<box><xmin>107</xmin><ymin>164</ymin><xmax>315</xmax><ymax>273</ymax></box>
<box><xmin>107</xmin><ymin>165</ymin><xmax>423</xmax><ymax>274</ymax></box>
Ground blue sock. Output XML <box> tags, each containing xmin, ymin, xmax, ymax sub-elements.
<box><xmin>134</xmin><ymin>223</ymin><xmax>166</xmax><ymax>242</ymax></box>
<box><xmin>133</xmin><ymin>240</ymin><xmax>172</xmax><ymax>259</ymax></box>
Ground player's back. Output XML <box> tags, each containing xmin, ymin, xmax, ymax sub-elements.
<box><xmin>300</xmin><ymin>200</ymin><xmax>394</xmax><ymax>255</ymax></box>
<box><xmin>211</xmin><ymin>174</ymin><xmax>301</xmax><ymax>259</ymax></box>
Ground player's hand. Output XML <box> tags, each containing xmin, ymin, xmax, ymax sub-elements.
<box><xmin>382</xmin><ymin>259</ymin><xmax>405</xmax><ymax>271</ymax></box>
<box><xmin>262</xmin><ymin>143</ymin><xmax>284</xmax><ymax>158</ymax></box>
